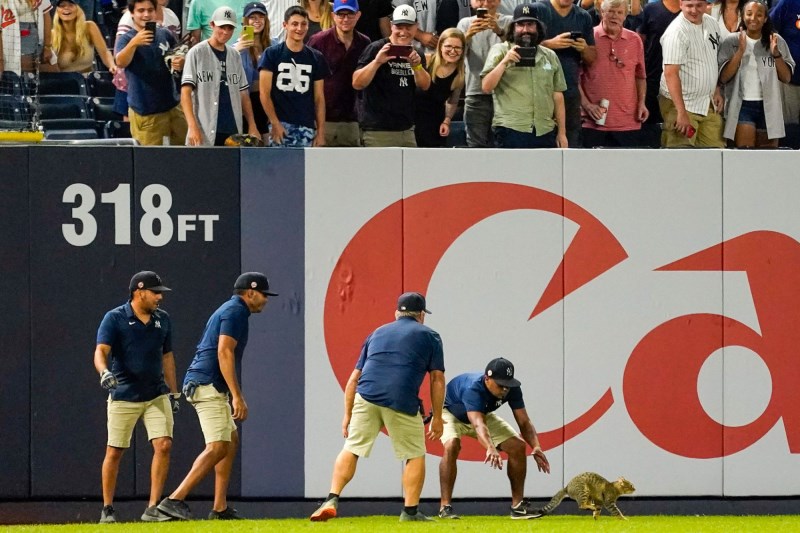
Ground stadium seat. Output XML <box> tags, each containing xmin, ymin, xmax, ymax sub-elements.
<box><xmin>37</xmin><ymin>95</ymin><xmax>92</xmax><ymax>120</ymax></box>
<box><xmin>1</xmin><ymin>71</ymin><xmax>28</xmax><ymax>97</ymax></box>
<box><xmin>88</xmin><ymin>71</ymin><xmax>116</xmax><ymax>97</ymax></box>
<box><xmin>91</xmin><ymin>97</ymin><xmax>120</xmax><ymax>121</ymax></box>
<box><xmin>0</xmin><ymin>94</ymin><xmax>32</xmax><ymax>129</ymax></box>
<box><xmin>104</xmin><ymin>120</ymin><xmax>131</xmax><ymax>139</ymax></box>
<box><xmin>37</xmin><ymin>71</ymin><xmax>89</xmax><ymax>96</ymax></box>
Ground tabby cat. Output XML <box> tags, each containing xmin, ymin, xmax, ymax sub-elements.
<box><xmin>537</xmin><ymin>472</ymin><xmax>635</xmax><ymax>520</ymax></box>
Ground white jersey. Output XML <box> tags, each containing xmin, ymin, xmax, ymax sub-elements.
<box><xmin>659</xmin><ymin>13</ymin><xmax>721</xmax><ymax>115</ymax></box>
<box><xmin>266</xmin><ymin>0</ymin><xmax>300</xmax><ymax>43</ymax></box>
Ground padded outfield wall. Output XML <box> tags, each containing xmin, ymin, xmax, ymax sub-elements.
<box><xmin>1</xmin><ymin>147</ymin><xmax>798</xmax><ymax>500</ymax></box>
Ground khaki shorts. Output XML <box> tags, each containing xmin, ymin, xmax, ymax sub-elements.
<box><xmin>344</xmin><ymin>393</ymin><xmax>426</xmax><ymax>460</ymax></box>
<box><xmin>325</xmin><ymin>121</ymin><xmax>361</xmax><ymax>147</ymax></box>
<box><xmin>189</xmin><ymin>384</ymin><xmax>236</xmax><ymax>444</ymax></box>
<box><xmin>658</xmin><ymin>96</ymin><xmax>725</xmax><ymax>148</ymax></box>
<box><xmin>129</xmin><ymin>105</ymin><xmax>188</xmax><ymax>146</ymax></box>
<box><xmin>361</xmin><ymin>128</ymin><xmax>417</xmax><ymax>147</ymax></box>
<box><xmin>107</xmin><ymin>394</ymin><xmax>173</xmax><ymax>448</ymax></box>
<box><xmin>440</xmin><ymin>409</ymin><xmax>518</xmax><ymax>447</ymax></box>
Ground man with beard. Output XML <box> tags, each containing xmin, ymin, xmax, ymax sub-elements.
<box><xmin>94</xmin><ymin>271</ymin><xmax>179</xmax><ymax>523</ymax></box>
<box><xmin>437</xmin><ymin>358</ymin><xmax>550</xmax><ymax>520</ymax></box>
<box><xmin>481</xmin><ymin>3</ymin><xmax>567</xmax><ymax>148</ymax></box>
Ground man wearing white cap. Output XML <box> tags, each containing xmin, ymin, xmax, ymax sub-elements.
<box><xmin>181</xmin><ymin>6</ymin><xmax>261</xmax><ymax>146</ymax></box>
<box><xmin>352</xmin><ymin>5</ymin><xmax>431</xmax><ymax>146</ymax></box>
<box><xmin>187</xmin><ymin>0</ymin><xmax>250</xmax><ymax>42</ymax></box>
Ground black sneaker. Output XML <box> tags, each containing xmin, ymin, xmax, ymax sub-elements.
<box><xmin>510</xmin><ymin>500</ymin><xmax>543</xmax><ymax>520</ymax></box>
<box><xmin>141</xmin><ymin>505</ymin><xmax>173</xmax><ymax>522</ymax></box>
<box><xmin>399</xmin><ymin>510</ymin><xmax>435</xmax><ymax>522</ymax></box>
<box><xmin>209</xmin><ymin>507</ymin><xmax>243</xmax><ymax>520</ymax></box>
<box><xmin>99</xmin><ymin>505</ymin><xmax>117</xmax><ymax>523</ymax></box>
<box><xmin>157</xmin><ymin>497</ymin><xmax>192</xmax><ymax>520</ymax></box>
<box><xmin>438</xmin><ymin>505</ymin><xmax>460</xmax><ymax>519</ymax></box>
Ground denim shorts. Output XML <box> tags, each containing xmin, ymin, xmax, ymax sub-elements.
<box><xmin>737</xmin><ymin>100</ymin><xmax>767</xmax><ymax>129</ymax></box>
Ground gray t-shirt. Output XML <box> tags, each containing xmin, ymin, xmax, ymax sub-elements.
<box><xmin>457</xmin><ymin>14</ymin><xmax>512</xmax><ymax>96</ymax></box>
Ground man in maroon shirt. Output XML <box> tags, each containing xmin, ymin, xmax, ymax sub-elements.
<box><xmin>308</xmin><ymin>0</ymin><xmax>371</xmax><ymax>146</ymax></box>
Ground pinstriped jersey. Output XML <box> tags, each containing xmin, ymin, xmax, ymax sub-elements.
<box><xmin>658</xmin><ymin>13</ymin><xmax>722</xmax><ymax>115</ymax></box>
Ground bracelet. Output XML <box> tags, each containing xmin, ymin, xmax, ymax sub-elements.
<box><xmin>412</xmin><ymin>64</ymin><xmax>424</xmax><ymax>71</ymax></box>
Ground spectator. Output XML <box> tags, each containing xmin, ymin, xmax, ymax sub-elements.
<box><xmin>187</xmin><ymin>0</ymin><xmax>248</xmax><ymax>42</ymax></box>
<box><xmin>437</xmin><ymin>358</ymin><xmax>550</xmax><ymax>520</ymax></box>
<box><xmin>709</xmin><ymin>0</ymin><xmax>744</xmax><ymax>40</ymax></box>
<box><xmin>532</xmin><ymin>0</ymin><xmax>597</xmax><ymax>147</ymax></box>
<box><xmin>481</xmin><ymin>4</ymin><xmax>568</xmax><ymax>148</ymax></box>
<box><xmin>114</xmin><ymin>0</ymin><xmax>181</xmax><ymax>117</ymax></box>
<box><xmin>235</xmin><ymin>1</ymin><xmax>272</xmax><ymax>137</ymax></box>
<box><xmin>307</xmin><ymin>0</ymin><xmax>371</xmax><ymax>146</ymax></box>
<box><xmin>115</xmin><ymin>0</ymin><xmax>188</xmax><ymax>145</ymax></box>
<box><xmin>637</xmin><ymin>0</ymin><xmax>679</xmax><ymax>134</ymax></box>
<box><xmin>770</xmin><ymin>0</ymin><xmax>800</xmax><ymax>125</ymax></box>
<box><xmin>309</xmin><ymin>292</ymin><xmax>445</xmax><ymax>523</ymax></box>
<box><xmin>259</xmin><ymin>5</ymin><xmax>330</xmax><ymax>146</ymax></box>
<box><xmin>414</xmin><ymin>27</ymin><xmax>466</xmax><ymax>147</ymax></box>
<box><xmin>584</xmin><ymin>0</ymin><xmax>642</xmax><ymax>29</ymax></box>
<box><xmin>181</xmin><ymin>6</ymin><xmax>260</xmax><ymax>145</ymax></box>
<box><xmin>579</xmin><ymin>0</ymin><xmax>649</xmax><ymax>147</ymax></box>
<box><xmin>52</xmin><ymin>0</ymin><xmax>117</xmax><ymax>73</ymax></box>
<box><xmin>94</xmin><ymin>271</ymin><xmax>178</xmax><ymax>524</ymax></box>
<box><xmin>266</xmin><ymin>0</ymin><xmax>300</xmax><ymax>42</ymax></box>
<box><xmin>6</xmin><ymin>0</ymin><xmax>55</xmax><ymax>73</ymax></box>
<box><xmin>157</xmin><ymin>273</ymin><xmax>277</xmax><ymax>522</ymax></box>
<box><xmin>718</xmin><ymin>0</ymin><xmax>794</xmax><ymax>147</ymax></box>
<box><xmin>352</xmin><ymin>5</ymin><xmax>431</xmax><ymax>147</ymax></box>
<box><xmin>354</xmin><ymin>0</ymin><xmax>392</xmax><ymax>42</ymax></box>
<box><xmin>658</xmin><ymin>0</ymin><xmax>725</xmax><ymax>147</ymax></box>
<box><xmin>457</xmin><ymin>0</ymin><xmax>512</xmax><ymax>147</ymax></box>
<box><xmin>300</xmin><ymin>0</ymin><xmax>333</xmax><ymax>41</ymax></box>
<box><xmin>395</xmin><ymin>0</ymin><xmax>471</xmax><ymax>53</ymax></box>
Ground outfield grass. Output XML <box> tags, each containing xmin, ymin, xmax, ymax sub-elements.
<box><xmin>5</xmin><ymin>515</ymin><xmax>800</xmax><ymax>533</ymax></box>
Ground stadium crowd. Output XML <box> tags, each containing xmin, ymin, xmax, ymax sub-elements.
<box><xmin>0</xmin><ymin>0</ymin><xmax>799</xmax><ymax>148</ymax></box>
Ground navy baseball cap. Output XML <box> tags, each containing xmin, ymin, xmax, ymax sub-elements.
<box><xmin>512</xmin><ymin>3</ymin><xmax>538</xmax><ymax>23</ymax></box>
<box><xmin>397</xmin><ymin>292</ymin><xmax>430</xmax><ymax>314</ymax></box>
<box><xmin>485</xmin><ymin>357</ymin><xmax>521</xmax><ymax>387</ymax></box>
<box><xmin>243</xmin><ymin>1</ymin><xmax>267</xmax><ymax>17</ymax></box>
<box><xmin>129</xmin><ymin>271</ymin><xmax>171</xmax><ymax>293</ymax></box>
<box><xmin>234</xmin><ymin>272</ymin><xmax>278</xmax><ymax>296</ymax></box>
<box><xmin>333</xmin><ymin>0</ymin><xmax>359</xmax><ymax>12</ymax></box>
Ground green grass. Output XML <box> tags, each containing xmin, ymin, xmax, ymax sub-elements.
<box><xmin>5</xmin><ymin>515</ymin><xmax>800</xmax><ymax>533</ymax></box>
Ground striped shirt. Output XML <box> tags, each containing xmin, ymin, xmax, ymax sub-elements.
<box><xmin>658</xmin><ymin>13</ymin><xmax>721</xmax><ymax>115</ymax></box>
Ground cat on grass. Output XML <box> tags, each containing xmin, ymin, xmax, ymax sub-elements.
<box><xmin>537</xmin><ymin>472</ymin><xmax>635</xmax><ymax>520</ymax></box>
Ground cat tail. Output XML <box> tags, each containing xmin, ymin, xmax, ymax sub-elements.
<box><xmin>537</xmin><ymin>488</ymin><xmax>568</xmax><ymax>515</ymax></box>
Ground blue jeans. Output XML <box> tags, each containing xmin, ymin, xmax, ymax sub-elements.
<box><xmin>493</xmin><ymin>126</ymin><xmax>556</xmax><ymax>148</ymax></box>
<box><xmin>464</xmin><ymin>94</ymin><xmax>494</xmax><ymax>148</ymax></box>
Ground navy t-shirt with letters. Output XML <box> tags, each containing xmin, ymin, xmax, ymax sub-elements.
<box><xmin>444</xmin><ymin>372</ymin><xmax>524</xmax><ymax>424</ymax></box>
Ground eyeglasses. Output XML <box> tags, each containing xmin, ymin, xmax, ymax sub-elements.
<box><xmin>609</xmin><ymin>47</ymin><xmax>624</xmax><ymax>68</ymax></box>
<box><xmin>442</xmin><ymin>45</ymin><xmax>463</xmax><ymax>52</ymax></box>
<box><xmin>334</xmin><ymin>11</ymin><xmax>357</xmax><ymax>19</ymax></box>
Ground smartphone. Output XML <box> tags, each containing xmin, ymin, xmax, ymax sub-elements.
<box><xmin>241</xmin><ymin>25</ymin><xmax>255</xmax><ymax>42</ymax></box>
<box><xmin>569</xmin><ymin>31</ymin><xmax>583</xmax><ymax>40</ymax></box>
<box><xmin>144</xmin><ymin>21</ymin><xmax>157</xmax><ymax>34</ymax></box>
<box><xmin>387</xmin><ymin>44</ymin><xmax>413</xmax><ymax>58</ymax></box>
<box><xmin>517</xmin><ymin>46</ymin><xmax>536</xmax><ymax>67</ymax></box>
<box><xmin>477</xmin><ymin>8</ymin><xmax>488</xmax><ymax>18</ymax></box>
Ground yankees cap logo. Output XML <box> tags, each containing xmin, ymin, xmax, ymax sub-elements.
<box><xmin>522</xmin><ymin>5</ymin><xmax>530</xmax><ymax>13</ymax></box>
<box><xmin>225</xmin><ymin>9</ymin><xmax>232</xmax><ymax>18</ymax></box>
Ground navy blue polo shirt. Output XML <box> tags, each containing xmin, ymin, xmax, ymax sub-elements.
<box><xmin>184</xmin><ymin>295</ymin><xmax>251</xmax><ymax>393</ymax></box>
<box><xmin>444</xmin><ymin>372</ymin><xmax>524</xmax><ymax>424</ymax></box>
<box><xmin>355</xmin><ymin>316</ymin><xmax>445</xmax><ymax>416</ymax></box>
<box><xmin>96</xmin><ymin>302</ymin><xmax>172</xmax><ymax>402</ymax></box>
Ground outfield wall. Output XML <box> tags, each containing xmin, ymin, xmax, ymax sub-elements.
<box><xmin>1</xmin><ymin>147</ymin><xmax>798</xmax><ymax>500</ymax></box>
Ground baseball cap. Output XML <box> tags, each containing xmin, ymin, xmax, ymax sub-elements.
<box><xmin>485</xmin><ymin>357</ymin><xmax>521</xmax><ymax>388</ymax></box>
<box><xmin>397</xmin><ymin>292</ymin><xmax>430</xmax><ymax>314</ymax></box>
<box><xmin>129</xmin><ymin>271</ymin><xmax>171</xmax><ymax>293</ymax></box>
<box><xmin>391</xmin><ymin>5</ymin><xmax>416</xmax><ymax>25</ymax></box>
<box><xmin>333</xmin><ymin>0</ymin><xmax>359</xmax><ymax>13</ymax></box>
<box><xmin>211</xmin><ymin>6</ymin><xmax>238</xmax><ymax>27</ymax></box>
<box><xmin>243</xmin><ymin>1</ymin><xmax>267</xmax><ymax>17</ymax></box>
<box><xmin>512</xmin><ymin>3</ymin><xmax>538</xmax><ymax>24</ymax></box>
<box><xmin>234</xmin><ymin>272</ymin><xmax>278</xmax><ymax>296</ymax></box>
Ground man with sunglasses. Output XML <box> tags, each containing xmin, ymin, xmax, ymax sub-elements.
<box><xmin>579</xmin><ymin>0</ymin><xmax>648</xmax><ymax>147</ymax></box>
<box><xmin>308</xmin><ymin>0</ymin><xmax>371</xmax><ymax>146</ymax></box>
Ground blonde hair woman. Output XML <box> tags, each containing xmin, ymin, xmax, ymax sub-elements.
<box><xmin>236</xmin><ymin>2</ymin><xmax>272</xmax><ymax>134</ymax></box>
<box><xmin>300</xmin><ymin>0</ymin><xmax>333</xmax><ymax>41</ymax></box>
<box><xmin>414</xmin><ymin>27</ymin><xmax>466</xmax><ymax>147</ymax></box>
<box><xmin>52</xmin><ymin>0</ymin><xmax>116</xmax><ymax>73</ymax></box>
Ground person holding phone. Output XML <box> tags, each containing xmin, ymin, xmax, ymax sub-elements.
<box><xmin>394</xmin><ymin>0</ymin><xmax>471</xmax><ymax>53</ymax></box>
<box><xmin>481</xmin><ymin>4</ymin><xmax>568</xmax><ymax>148</ymax></box>
<box><xmin>353</xmin><ymin>5</ymin><xmax>432</xmax><ymax>146</ymax></box>
<box><xmin>235</xmin><ymin>2</ymin><xmax>271</xmax><ymax>138</ymax></box>
<box><xmin>457</xmin><ymin>0</ymin><xmax>512</xmax><ymax>148</ymax></box>
<box><xmin>531</xmin><ymin>0</ymin><xmax>596</xmax><ymax>148</ymax></box>
<box><xmin>115</xmin><ymin>0</ymin><xmax>188</xmax><ymax>145</ymax></box>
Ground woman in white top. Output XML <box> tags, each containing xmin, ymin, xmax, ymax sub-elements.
<box><xmin>708</xmin><ymin>0</ymin><xmax>744</xmax><ymax>40</ymax></box>
<box><xmin>718</xmin><ymin>0</ymin><xmax>794</xmax><ymax>147</ymax></box>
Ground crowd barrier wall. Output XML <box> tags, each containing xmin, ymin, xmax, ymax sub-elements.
<box><xmin>1</xmin><ymin>147</ymin><xmax>797</xmax><ymax>500</ymax></box>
